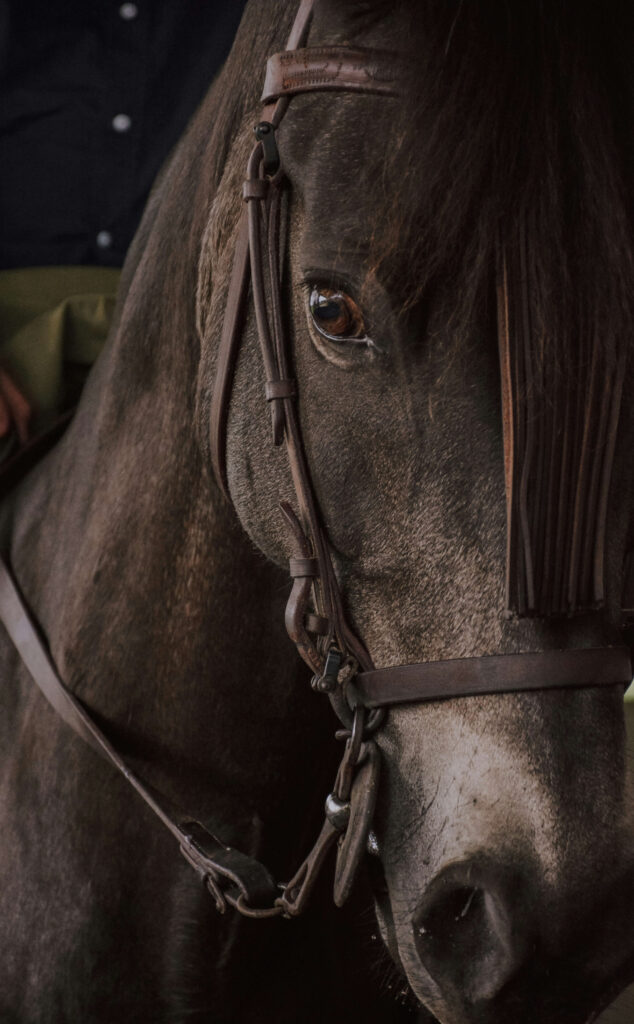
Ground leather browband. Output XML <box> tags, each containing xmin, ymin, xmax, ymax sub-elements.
<box><xmin>261</xmin><ymin>46</ymin><xmax>402</xmax><ymax>104</ymax></box>
<box><xmin>348</xmin><ymin>647</ymin><xmax>633</xmax><ymax>709</ymax></box>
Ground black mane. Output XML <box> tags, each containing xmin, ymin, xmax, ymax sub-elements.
<box><xmin>365</xmin><ymin>0</ymin><xmax>634</xmax><ymax>362</ymax></box>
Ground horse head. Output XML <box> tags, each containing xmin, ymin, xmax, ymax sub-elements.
<box><xmin>197</xmin><ymin>1</ymin><xmax>634</xmax><ymax>1021</ymax></box>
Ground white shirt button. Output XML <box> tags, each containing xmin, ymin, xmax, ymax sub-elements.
<box><xmin>96</xmin><ymin>230</ymin><xmax>113</xmax><ymax>249</ymax></box>
<box><xmin>112</xmin><ymin>113</ymin><xmax>132</xmax><ymax>133</ymax></box>
<box><xmin>119</xmin><ymin>3</ymin><xmax>138</xmax><ymax>20</ymax></box>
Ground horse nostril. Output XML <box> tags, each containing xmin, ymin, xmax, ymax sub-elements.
<box><xmin>413</xmin><ymin>864</ymin><xmax>526</xmax><ymax>1005</ymax></box>
<box><xmin>416</xmin><ymin>885</ymin><xmax>484</xmax><ymax>941</ymax></box>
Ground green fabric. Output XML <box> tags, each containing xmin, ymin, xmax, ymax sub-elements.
<box><xmin>0</xmin><ymin>266</ymin><xmax>121</xmax><ymax>437</ymax></box>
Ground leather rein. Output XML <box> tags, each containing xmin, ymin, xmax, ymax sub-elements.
<box><xmin>0</xmin><ymin>0</ymin><xmax>631</xmax><ymax>921</ymax></box>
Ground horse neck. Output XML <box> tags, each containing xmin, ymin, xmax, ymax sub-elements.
<box><xmin>6</xmin><ymin>0</ymin><xmax>329</xmax><ymax>824</ymax></box>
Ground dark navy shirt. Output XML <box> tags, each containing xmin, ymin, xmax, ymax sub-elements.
<box><xmin>0</xmin><ymin>0</ymin><xmax>247</xmax><ymax>269</ymax></box>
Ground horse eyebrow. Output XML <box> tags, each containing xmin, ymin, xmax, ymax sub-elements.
<box><xmin>299</xmin><ymin>241</ymin><xmax>373</xmax><ymax>271</ymax></box>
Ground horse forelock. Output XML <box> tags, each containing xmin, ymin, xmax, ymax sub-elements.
<box><xmin>358</xmin><ymin>0</ymin><xmax>634</xmax><ymax>348</ymax></box>
<box><xmin>322</xmin><ymin>0</ymin><xmax>634</xmax><ymax>618</ymax></box>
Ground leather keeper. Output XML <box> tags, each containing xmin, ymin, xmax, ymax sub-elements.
<box><xmin>265</xmin><ymin>379</ymin><xmax>297</xmax><ymax>401</ymax></box>
<box><xmin>289</xmin><ymin>557</ymin><xmax>319</xmax><ymax>578</ymax></box>
<box><xmin>242</xmin><ymin>179</ymin><xmax>270</xmax><ymax>201</ymax></box>
<box><xmin>305</xmin><ymin>612</ymin><xmax>329</xmax><ymax>636</ymax></box>
<box><xmin>179</xmin><ymin>821</ymin><xmax>278</xmax><ymax>908</ymax></box>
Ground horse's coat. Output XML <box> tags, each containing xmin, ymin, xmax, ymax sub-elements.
<box><xmin>1</xmin><ymin>2</ymin><xmax>634</xmax><ymax>1022</ymax></box>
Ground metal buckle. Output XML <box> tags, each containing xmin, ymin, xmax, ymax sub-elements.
<box><xmin>311</xmin><ymin>646</ymin><xmax>341</xmax><ymax>693</ymax></box>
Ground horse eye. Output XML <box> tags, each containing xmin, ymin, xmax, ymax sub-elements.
<box><xmin>308</xmin><ymin>286</ymin><xmax>367</xmax><ymax>343</ymax></box>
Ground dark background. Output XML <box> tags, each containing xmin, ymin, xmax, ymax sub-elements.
<box><xmin>0</xmin><ymin>0</ymin><xmax>247</xmax><ymax>270</ymax></box>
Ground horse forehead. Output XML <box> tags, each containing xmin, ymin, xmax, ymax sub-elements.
<box><xmin>310</xmin><ymin>0</ymin><xmax>413</xmax><ymax>51</ymax></box>
<box><xmin>281</xmin><ymin>91</ymin><xmax>407</xmax><ymax>223</ymax></box>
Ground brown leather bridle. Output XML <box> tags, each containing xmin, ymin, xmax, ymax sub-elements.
<box><xmin>0</xmin><ymin>0</ymin><xmax>630</xmax><ymax>921</ymax></box>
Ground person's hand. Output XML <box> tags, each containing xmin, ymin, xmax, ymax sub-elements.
<box><xmin>0</xmin><ymin>370</ymin><xmax>31</xmax><ymax>445</ymax></box>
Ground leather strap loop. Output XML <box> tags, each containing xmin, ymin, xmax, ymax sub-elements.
<box><xmin>242</xmin><ymin>179</ymin><xmax>270</xmax><ymax>201</ymax></box>
<box><xmin>265</xmin><ymin>379</ymin><xmax>297</xmax><ymax>401</ymax></box>
<box><xmin>289</xmin><ymin>557</ymin><xmax>319</xmax><ymax>578</ymax></box>
<box><xmin>305</xmin><ymin>612</ymin><xmax>329</xmax><ymax>635</ymax></box>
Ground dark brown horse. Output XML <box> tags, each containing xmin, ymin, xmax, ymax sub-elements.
<box><xmin>1</xmin><ymin>1</ymin><xmax>634</xmax><ymax>1022</ymax></box>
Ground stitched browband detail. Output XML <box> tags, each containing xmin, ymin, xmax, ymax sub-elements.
<box><xmin>261</xmin><ymin>46</ymin><xmax>403</xmax><ymax>103</ymax></box>
<box><xmin>348</xmin><ymin>647</ymin><xmax>633</xmax><ymax>709</ymax></box>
